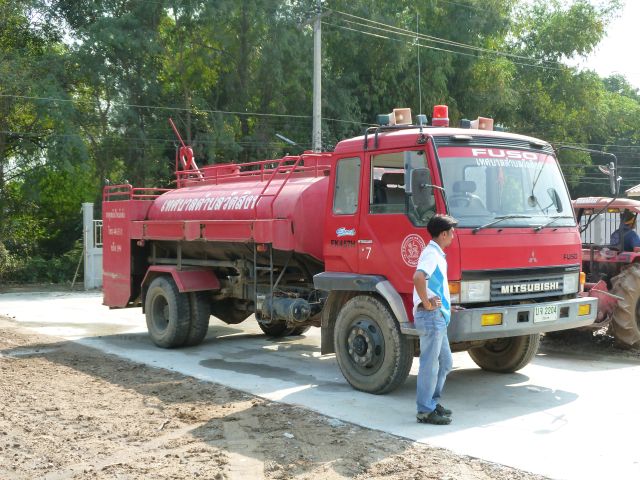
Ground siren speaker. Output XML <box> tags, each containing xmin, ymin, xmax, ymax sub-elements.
<box><xmin>470</xmin><ymin>117</ymin><xmax>494</xmax><ymax>131</ymax></box>
<box><xmin>392</xmin><ymin>108</ymin><xmax>412</xmax><ymax>125</ymax></box>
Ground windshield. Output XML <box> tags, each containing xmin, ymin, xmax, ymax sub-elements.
<box><xmin>438</xmin><ymin>146</ymin><xmax>575</xmax><ymax>229</ymax></box>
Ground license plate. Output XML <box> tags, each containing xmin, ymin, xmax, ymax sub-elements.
<box><xmin>534</xmin><ymin>305</ymin><xmax>558</xmax><ymax>323</ymax></box>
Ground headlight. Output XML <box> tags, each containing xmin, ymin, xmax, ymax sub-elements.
<box><xmin>563</xmin><ymin>272</ymin><xmax>579</xmax><ymax>294</ymax></box>
<box><xmin>460</xmin><ymin>280</ymin><xmax>491</xmax><ymax>303</ymax></box>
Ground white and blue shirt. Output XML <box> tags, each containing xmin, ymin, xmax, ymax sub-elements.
<box><xmin>412</xmin><ymin>240</ymin><xmax>451</xmax><ymax>324</ymax></box>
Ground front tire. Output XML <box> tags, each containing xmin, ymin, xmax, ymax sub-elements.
<box><xmin>145</xmin><ymin>276</ymin><xmax>190</xmax><ymax>348</ymax></box>
<box><xmin>334</xmin><ymin>295</ymin><xmax>413</xmax><ymax>394</ymax></box>
<box><xmin>468</xmin><ymin>334</ymin><xmax>540</xmax><ymax>373</ymax></box>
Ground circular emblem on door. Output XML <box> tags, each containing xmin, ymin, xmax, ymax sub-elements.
<box><xmin>401</xmin><ymin>234</ymin><xmax>426</xmax><ymax>267</ymax></box>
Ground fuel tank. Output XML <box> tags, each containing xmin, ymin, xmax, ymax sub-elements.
<box><xmin>146</xmin><ymin>173</ymin><xmax>331</xmax><ymax>260</ymax></box>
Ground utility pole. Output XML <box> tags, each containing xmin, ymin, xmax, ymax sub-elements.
<box><xmin>312</xmin><ymin>0</ymin><xmax>322</xmax><ymax>152</ymax></box>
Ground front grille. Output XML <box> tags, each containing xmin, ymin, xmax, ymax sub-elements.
<box><xmin>491</xmin><ymin>275</ymin><xmax>564</xmax><ymax>301</ymax></box>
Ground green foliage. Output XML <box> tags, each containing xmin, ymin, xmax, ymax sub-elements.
<box><xmin>2</xmin><ymin>240</ymin><xmax>83</xmax><ymax>284</ymax></box>
<box><xmin>1</xmin><ymin>0</ymin><xmax>639</xmax><ymax>283</ymax></box>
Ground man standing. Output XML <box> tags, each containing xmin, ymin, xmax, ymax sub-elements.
<box><xmin>413</xmin><ymin>214</ymin><xmax>457</xmax><ymax>425</ymax></box>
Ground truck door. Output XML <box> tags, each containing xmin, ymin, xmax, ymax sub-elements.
<box><xmin>357</xmin><ymin>149</ymin><xmax>436</xmax><ymax>293</ymax></box>
<box><xmin>324</xmin><ymin>156</ymin><xmax>362</xmax><ymax>273</ymax></box>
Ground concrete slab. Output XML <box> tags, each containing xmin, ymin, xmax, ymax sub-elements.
<box><xmin>1</xmin><ymin>291</ymin><xmax>639</xmax><ymax>480</ymax></box>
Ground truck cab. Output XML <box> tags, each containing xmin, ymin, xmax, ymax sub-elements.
<box><xmin>314</xmin><ymin>106</ymin><xmax>597</xmax><ymax>392</ymax></box>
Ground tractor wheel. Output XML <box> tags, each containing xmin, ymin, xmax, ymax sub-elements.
<box><xmin>255</xmin><ymin>312</ymin><xmax>311</xmax><ymax>337</ymax></box>
<box><xmin>183</xmin><ymin>292</ymin><xmax>211</xmax><ymax>347</ymax></box>
<box><xmin>334</xmin><ymin>295</ymin><xmax>413</xmax><ymax>394</ymax></box>
<box><xmin>211</xmin><ymin>299</ymin><xmax>252</xmax><ymax>325</ymax></box>
<box><xmin>468</xmin><ymin>334</ymin><xmax>540</xmax><ymax>373</ymax></box>
<box><xmin>609</xmin><ymin>264</ymin><xmax>640</xmax><ymax>347</ymax></box>
<box><xmin>145</xmin><ymin>276</ymin><xmax>190</xmax><ymax>348</ymax></box>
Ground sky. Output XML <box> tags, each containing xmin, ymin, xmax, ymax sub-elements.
<box><xmin>574</xmin><ymin>0</ymin><xmax>640</xmax><ymax>89</ymax></box>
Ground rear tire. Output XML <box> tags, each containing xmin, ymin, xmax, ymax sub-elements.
<box><xmin>211</xmin><ymin>298</ymin><xmax>252</xmax><ymax>325</ymax></box>
<box><xmin>609</xmin><ymin>264</ymin><xmax>640</xmax><ymax>347</ymax></box>
<box><xmin>468</xmin><ymin>334</ymin><xmax>540</xmax><ymax>373</ymax></box>
<box><xmin>256</xmin><ymin>313</ymin><xmax>311</xmax><ymax>337</ymax></box>
<box><xmin>334</xmin><ymin>295</ymin><xmax>413</xmax><ymax>394</ymax></box>
<box><xmin>289</xmin><ymin>325</ymin><xmax>311</xmax><ymax>336</ymax></box>
<box><xmin>145</xmin><ymin>276</ymin><xmax>190</xmax><ymax>348</ymax></box>
<box><xmin>183</xmin><ymin>292</ymin><xmax>211</xmax><ymax>347</ymax></box>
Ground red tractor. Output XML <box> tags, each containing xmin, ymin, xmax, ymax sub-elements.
<box><xmin>574</xmin><ymin>197</ymin><xmax>640</xmax><ymax>347</ymax></box>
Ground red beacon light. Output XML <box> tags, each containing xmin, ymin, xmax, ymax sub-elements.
<box><xmin>432</xmin><ymin>105</ymin><xmax>449</xmax><ymax>127</ymax></box>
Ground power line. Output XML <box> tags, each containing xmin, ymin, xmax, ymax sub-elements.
<box><xmin>437</xmin><ymin>0</ymin><xmax>484</xmax><ymax>11</ymax></box>
<box><xmin>328</xmin><ymin>8</ymin><xmax>546</xmax><ymax>64</ymax></box>
<box><xmin>323</xmin><ymin>20</ymin><xmax>566</xmax><ymax>72</ymax></box>
<box><xmin>0</xmin><ymin>93</ymin><xmax>367</xmax><ymax>126</ymax></box>
<box><xmin>325</xmin><ymin>8</ymin><xmax>565</xmax><ymax>71</ymax></box>
<box><xmin>0</xmin><ymin>130</ymin><xmax>312</xmax><ymax>149</ymax></box>
<box><xmin>554</xmin><ymin>142</ymin><xmax>640</xmax><ymax>150</ymax></box>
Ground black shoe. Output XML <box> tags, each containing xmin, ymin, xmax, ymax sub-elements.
<box><xmin>416</xmin><ymin>410</ymin><xmax>452</xmax><ymax>425</ymax></box>
<box><xmin>435</xmin><ymin>403</ymin><xmax>452</xmax><ymax>416</ymax></box>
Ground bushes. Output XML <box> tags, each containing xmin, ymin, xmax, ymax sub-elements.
<box><xmin>0</xmin><ymin>242</ymin><xmax>18</xmax><ymax>282</ymax></box>
<box><xmin>0</xmin><ymin>240</ymin><xmax>83</xmax><ymax>284</ymax></box>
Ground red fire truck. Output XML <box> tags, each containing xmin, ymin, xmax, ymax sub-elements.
<box><xmin>102</xmin><ymin>106</ymin><xmax>597</xmax><ymax>394</ymax></box>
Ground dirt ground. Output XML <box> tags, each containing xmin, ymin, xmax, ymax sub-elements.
<box><xmin>0</xmin><ymin>315</ymin><xmax>554</xmax><ymax>480</ymax></box>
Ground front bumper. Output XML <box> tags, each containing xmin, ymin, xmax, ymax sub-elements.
<box><xmin>400</xmin><ymin>296</ymin><xmax>598</xmax><ymax>343</ymax></box>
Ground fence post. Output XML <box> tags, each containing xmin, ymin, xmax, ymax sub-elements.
<box><xmin>82</xmin><ymin>203</ymin><xmax>103</xmax><ymax>289</ymax></box>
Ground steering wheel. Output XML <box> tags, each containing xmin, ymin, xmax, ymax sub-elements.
<box><xmin>449</xmin><ymin>194</ymin><xmax>486</xmax><ymax>210</ymax></box>
<box><xmin>449</xmin><ymin>195</ymin><xmax>470</xmax><ymax>207</ymax></box>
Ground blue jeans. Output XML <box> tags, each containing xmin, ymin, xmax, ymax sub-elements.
<box><xmin>415</xmin><ymin>309</ymin><xmax>453</xmax><ymax>414</ymax></box>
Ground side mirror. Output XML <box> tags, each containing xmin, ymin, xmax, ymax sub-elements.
<box><xmin>607</xmin><ymin>162</ymin><xmax>619</xmax><ymax>196</ymax></box>
<box><xmin>547</xmin><ymin>188</ymin><xmax>563</xmax><ymax>213</ymax></box>
<box><xmin>599</xmin><ymin>162</ymin><xmax>620</xmax><ymax>196</ymax></box>
<box><xmin>410</xmin><ymin>168</ymin><xmax>433</xmax><ymax>205</ymax></box>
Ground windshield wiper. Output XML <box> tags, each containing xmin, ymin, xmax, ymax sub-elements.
<box><xmin>533</xmin><ymin>215</ymin><xmax>574</xmax><ymax>232</ymax></box>
<box><xmin>472</xmin><ymin>215</ymin><xmax>532</xmax><ymax>234</ymax></box>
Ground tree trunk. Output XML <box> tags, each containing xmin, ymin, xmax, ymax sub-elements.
<box><xmin>0</xmin><ymin>126</ymin><xmax>7</xmax><ymax>245</ymax></box>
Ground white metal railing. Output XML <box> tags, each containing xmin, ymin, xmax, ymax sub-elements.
<box><xmin>580</xmin><ymin>213</ymin><xmax>640</xmax><ymax>246</ymax></box>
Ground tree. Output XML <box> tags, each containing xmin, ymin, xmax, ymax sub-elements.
<box><xmin>0</xmin><ymin>0</ymin><xmax>87</xmax><ymax>254</ymax></box>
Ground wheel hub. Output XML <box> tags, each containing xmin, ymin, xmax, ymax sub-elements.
<box><xmin>347</xmin><ymin>319</ymin><xmax>383</xmax><ymax>367</ymax></box>
<box><xmin>151</xmin><ymin>296</ymin><xmax>170</xmax><ymax>332</ymax></box>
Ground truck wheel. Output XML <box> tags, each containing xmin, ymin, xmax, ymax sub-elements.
<box><xmin>257</xmin><ymin>320</ymin><xmax>311</xmax><ymax>337</ymax></box>
<box><xmin>468</xmin><ymin>334</ymin><xmax>540</xmax><ymax>373</ymax></box>
<box><xmin>610</xmin><ymin>264</ymin><xmax>640</xmax><ymax>347</ymax></box>
<box><xmin>145</xmin><ymin>276</ymin><xmax>190</xmax><ymax>348</ymax></box>
<box><xmin>255</xmin><ymin>312</ymin><xmax>310</xmax><ymax>337</ymax></box>
<box><xmin>183</xmin><ymin>292</ymin><xmax>211</xmax><ymax>347</ymax></box>
<box><xmin>334</xmin><ymin>295</ymin><xmax>413</xmax><ymax>394</ymax></box>
<box><xmin>211</xmin><ymin>299</ymin><xmax>251</xmax><ymax>325</ymax></box>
